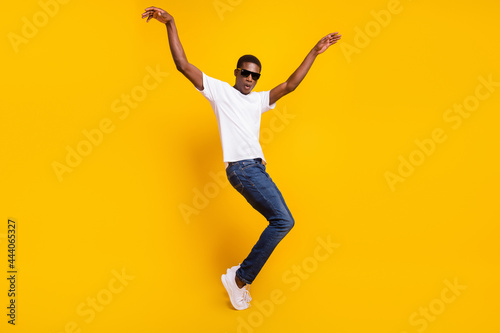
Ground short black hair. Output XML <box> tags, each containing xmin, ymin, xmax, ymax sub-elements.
<box><xmin>236</xmin><ymin>55</ymin><xmax>261</xmax><ymax>72</ymax></box>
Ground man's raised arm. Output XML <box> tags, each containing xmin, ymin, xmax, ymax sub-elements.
<box><xmin>142</xmin><ymin>7</ymin><xmax>203</xmax><ymax>90</ymax></box>
<box><xmin>269</xmin><ymin>32</ymin><xmax>341</xmax><ymax>106</ymax></box>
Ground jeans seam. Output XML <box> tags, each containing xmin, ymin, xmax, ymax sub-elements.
<box><xmin>227</xmin><ymin>170</ymin><xmax>244</xmax><ymax>193</ymax></box>
<box><xmin>241</xmin><ymin>165</ymin><xmax>260</xmax><ymax>188</ymax></box>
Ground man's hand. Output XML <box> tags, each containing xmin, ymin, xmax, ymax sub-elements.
<box><xmin>313</xmin><ymin>32</ymin><xmax>342</xmax><ymax>55</ymax></box>
<box><xmin>269</xmin><ymin>32</ymin><xmax>342</xmax><ymax>105</ymax></box>
<box><xmin>142</xmin><ymin>6</ymin><xmax>203</xmax><ymax>90</ymax></box>
<box><xmin>142</xmin><ymin>6</ymin><xmax>173</xmax><ymax>24</ymax></box>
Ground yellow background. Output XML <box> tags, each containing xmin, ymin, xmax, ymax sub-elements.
<box><xmin>1</xmin><ymin>0</ymin><xmax>499</xmax><ymax>332</ymax></box>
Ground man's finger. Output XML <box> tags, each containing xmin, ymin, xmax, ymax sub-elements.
<box><xmin>142</xmin><ymin>11</ymin><xmax>155</xmax><ymax>18</ymax></box>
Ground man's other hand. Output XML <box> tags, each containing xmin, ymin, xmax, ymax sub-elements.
<box><xmin>314</xmin><ymin>32</ymin><xmax>342</xmax><ymax>55</ymax></box>
<box><xmin>142</xmin><ymin>7</ymin><xmax>173</xmax><ymax>24</ymax></box>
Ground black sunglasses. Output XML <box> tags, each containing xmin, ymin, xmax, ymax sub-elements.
<box><xmin>237</xmin><ymin>68</ymin><xmax>261</xmax><ymax>80</ymax></box>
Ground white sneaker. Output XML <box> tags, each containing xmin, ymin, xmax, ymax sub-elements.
<box><xmin>227</xmin><ymin>264</ymin><xmax>240</xmax><ymax>275</ymax></box>
<box><xmin>221</xmin><ymin>265</ymin><xmax>251</xmax><ymax>310</ymax></box>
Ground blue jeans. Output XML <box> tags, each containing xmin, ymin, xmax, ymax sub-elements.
<box><xmin>226</xmin><ymin>158</ymin><xmax>295</xmax><ymax>284</ymax></box>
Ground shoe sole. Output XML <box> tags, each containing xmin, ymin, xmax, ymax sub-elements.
<box><xmin>221</xmin><ymin>273</ymin><xmax>249</xmax><ymax>311</ymax></box>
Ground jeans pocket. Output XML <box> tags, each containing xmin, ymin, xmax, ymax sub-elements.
<box><xmin>227</xmin><ymin>170</ymin><xmax>244</xmax><ymax>194</ymax></box>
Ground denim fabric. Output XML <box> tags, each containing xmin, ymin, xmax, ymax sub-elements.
<box><xmin>226</xmin><ymin>158</ymin><xmax>295</xmax><ymax>284</ymax></box>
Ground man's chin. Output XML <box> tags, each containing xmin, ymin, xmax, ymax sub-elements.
<box><xmin>238</xmin><ymin>87</ymin><xmax>252</xmax><ymax>95</ymax></box>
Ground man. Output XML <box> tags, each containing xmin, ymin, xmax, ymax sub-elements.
<box><xmin>142</xmin><ymin>6</ymin><xmax>341</xmax><ymax>310</ymax></box>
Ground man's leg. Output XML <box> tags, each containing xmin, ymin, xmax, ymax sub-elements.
<box><xmin>226</xmin><ymin>159</ymin><xmax>295</xmax><ymax>285</ymax></box>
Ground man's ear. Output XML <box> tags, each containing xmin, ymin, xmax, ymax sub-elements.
<box><xmin>234</xmin><ymin>69</ymin><xmax>238</xmax><ymax>77</ymax></box>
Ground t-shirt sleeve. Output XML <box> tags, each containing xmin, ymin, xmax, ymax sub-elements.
<box><xmin>196</xmin><ymin>72</ymin><xmax>218</xmax><ymax>102</ymax></box>
<box><xmin>260</xmin><ymin>90</ymin><xmax>276</xmax><ymax>114</ymax></box>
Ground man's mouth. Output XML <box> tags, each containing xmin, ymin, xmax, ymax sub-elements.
<box><xmin>244</xmin><ymin>84</ymin><xmax>251</xmax><ymax>89</ymax></box>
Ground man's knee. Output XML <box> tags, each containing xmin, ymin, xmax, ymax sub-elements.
<box><xmin>271</xmin><ymin>214</ymin><xmax>294</xmax><ymax>232</ymax></box>
<box><xmin>284</xmin><ymin>214</ymin><xmax>295</xmax><ymax>232</ymax></box>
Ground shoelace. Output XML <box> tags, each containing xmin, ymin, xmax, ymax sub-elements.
<box><xmin>241</xmin><ymin>287</ymin><xmax>252</xmax><ymax>304</ymax></box>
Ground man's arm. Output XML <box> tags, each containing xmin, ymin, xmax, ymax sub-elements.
<box><xmin>269</xmin><ymin>32</ymin><xmax>341</xmax><ymax>106</ymax></box>
<box><xmin>142</xmin><ymin>7</ymin><xmax>203</xmax><ymax>90</ymax></box>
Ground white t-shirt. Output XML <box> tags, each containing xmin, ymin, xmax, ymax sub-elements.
<box><xmin>196</xmin><ymin>72</ymin><xmax>276</xmax><ymax>167</ymax></box>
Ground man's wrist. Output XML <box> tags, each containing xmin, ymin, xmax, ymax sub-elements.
<box><xmin>165</xmin><ymin>18</ymin><xmax>175</xmax><ymax>27</ymax></box>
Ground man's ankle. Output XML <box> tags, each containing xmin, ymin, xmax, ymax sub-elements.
<box><xmin>235</xmin><ymin>274</ymin><xmax>246</xmax><ymax>289</ymax></box>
